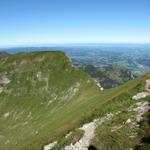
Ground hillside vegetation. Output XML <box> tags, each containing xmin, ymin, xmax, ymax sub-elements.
<box><xmin>0</xmin><ymin>51</ymin><xmax>149</xmax><ymax>150</ymax></box>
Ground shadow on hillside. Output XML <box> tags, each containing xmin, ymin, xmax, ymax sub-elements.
<box><xmin>88</xmin><ymin>145</ymin><xmax>97</xmax><ymax>150</ymax></box>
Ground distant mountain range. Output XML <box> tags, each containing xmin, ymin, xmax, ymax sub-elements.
<box><xmin>1</xmin><ymin>45</ymin><xmax>150</xmax><ymax>75</ymax></box>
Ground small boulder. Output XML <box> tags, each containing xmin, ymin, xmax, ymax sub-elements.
<box><xmin>126</xmin><ymin>118</ymin><xmax>132</xmax><ymax>124</ymax></box>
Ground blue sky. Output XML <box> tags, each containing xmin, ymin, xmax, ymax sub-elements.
<box><xmin>0</xmin><ymin>0</ymin><xmax>150</xmax><ymax>46</ymax></box>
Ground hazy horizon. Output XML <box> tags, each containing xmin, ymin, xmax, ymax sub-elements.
<box><xmin>1</xmin><ymin>42</ymin><xmax>150</xmax><ymax>49</ymax></box>
<box><xmin>1</xmin><ymin>0</ymin><xmax>150</xmax><ymax>46</ymax></box>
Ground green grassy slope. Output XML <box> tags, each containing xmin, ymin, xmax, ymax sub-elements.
<box><xmin>0</xmin><ymin>51</ymin><xmax>149</xmax><ymax>150</ymax></box>
<box><xmin>0</xmin><ymin>51</ymin><xmax>99</xmax><ymax>150</ymax></box>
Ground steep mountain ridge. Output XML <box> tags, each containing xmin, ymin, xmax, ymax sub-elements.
<box><xmin>0</xmin><ymin>51</ymin><xmax>99</xmax><ymax>150</ymax></box>
<box><xmin>0</xmin><ymin>51</ymin><xmax>149</xmax><ymax>150</ymax></box>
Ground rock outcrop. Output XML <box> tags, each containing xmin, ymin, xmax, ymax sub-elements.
<box><xmin>132</xmin><ymin>92</ymin><xmax>150</xmax><ymax>100</ymax></box>
<box><xmin>146</xmin><ymin>80</ymin><xmax>150</xmax><ymax>92</ymax></box>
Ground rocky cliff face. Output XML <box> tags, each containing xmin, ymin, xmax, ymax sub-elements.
<box><xmin>77</xmin><ymin>64</ymin><xmax>136</xmax><ymax>89</ymax></box>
